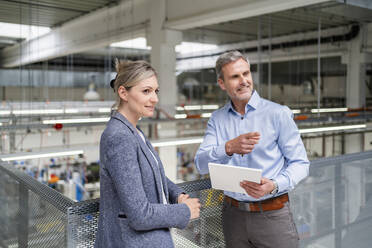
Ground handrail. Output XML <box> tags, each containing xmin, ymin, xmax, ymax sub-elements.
<box><xmin>0</xmin><ymin>161</ymin><xmax>74</xmax><ymax>212</ymax></box>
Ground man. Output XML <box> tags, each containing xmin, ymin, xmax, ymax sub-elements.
<box><xmin>194</xmin><ymin>50</ymin><xmax>309</xmax><ymax>248</ymax></box>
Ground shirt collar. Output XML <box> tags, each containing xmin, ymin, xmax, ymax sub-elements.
<box><xmin>226</xmin><ymin>90</ymin><xmax>261</xmax><ymax>114</ymax></box>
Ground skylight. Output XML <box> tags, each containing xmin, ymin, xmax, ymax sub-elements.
<box><xmin>0</xmin><ymin>22</ymin><xmax>50</xmax><ymax>40</ymax></box>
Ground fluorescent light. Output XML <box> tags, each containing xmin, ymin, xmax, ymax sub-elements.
<box><xmin>98</xmin><ymin>108</ymin><xmax>111</xmax><ymax>113</ymax></box>
<box><xmin>176</xmin><ymin>105</ymin><xmax>219</xmax><ymax>111</ymax></box>
<box><xmin>13</xmin><ymin>109</ymin><xmax>64</xmax><ymax>115</ymax></box>
<box><xmin>152</xmin><ymin>138</ymin><xmax>204</xmax><ymax>147</ymax></box>
<box><xmin>0</xmin><ymin>150</ymin><xmax>84</xmax><ymax>161</ymax></box>
<box><xmin>0</xmin><ymin>110</ymin><xmax>11</xmax><ymax>115</ymax></box>
<box><xmin>202</xmin><ymin>105</ymin><xmax>219</xmax><ymax>110</ymax></box>
<box><xmin>65</xmin><ymin>108</ymin><xmax>79</xmax><ymax>113</ymax></box>
<box><xmin>292</xmin><ymin>109</ymin><xmax>301</xmax><ymax>114</ymax></box>
<box><xmin>201</xmin><ymin>113</ymin><xmax>212</xmax><ymax>118</ymax></box>
<box><xmin>174</xmin><ymin>114</ymin><xmax>187</xmax><ymax>119</ymax></box>
<box><xmin>311</xmin><ymin>108</ymin><xmax>348</xmax><ymax>113</ymax></box>
<box><xmin>111</xmin><ymin>37</ymin><xmax>151</xmax><ymax>50</ymax></box>
<box><xmin>299</xmin><ymin>124</ymin><xmax>366</xmax><ymax>134</ymax></box>
<box><xmin>184</xmin><ymin>105</ymin><xmax>201</xmax><ymax>110</ymax></box>
<box><xmin>43</xmin><ymin>117</ymin><xmax>109</xmax><ymax>124</ymax></box>
<box><xmin>175</xmin><ymin>42</ymin><xmax>218</xmax><ymax>54</ymax></box>
<box><xmin>0</xmin><ymin>22</ymin><xmax>50</xmax><ymax>40</ymax></box>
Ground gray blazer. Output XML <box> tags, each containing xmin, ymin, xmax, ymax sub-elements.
<box><xmin>95</xmin><ymin>112</ymin><xmax>190</xmax><ymax>248</ymax></box>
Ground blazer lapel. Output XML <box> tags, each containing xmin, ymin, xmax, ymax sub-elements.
<box><xmin>111</xmin><ymin>112</ymin><xmax>165</xmax><ymax>203</ymax></box>
<box><xmin>136</xmin><ymin>132</ymin><xmax>166</xmax><ymax>204</ymax></box>
<box><xmin>145</xmin><ymin>139</ymin><xmax>169</xmax><ymax>201</ymax></box>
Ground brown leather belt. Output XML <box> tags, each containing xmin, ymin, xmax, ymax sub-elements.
<box><xmin>224</xmin><ymin>193</ymin><xmax>289</xmax><ymax>212</ymax></box>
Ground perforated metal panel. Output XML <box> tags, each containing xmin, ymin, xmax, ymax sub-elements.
<box><xmin>67</xmin><ymin>199</ymin><xmax>99</xmax><ymax>248</ymax></box>
<box><xmin>172</xmin><ymin>187</ymin><xmax>225</xmax><ymax>248</ymax></box>
<box><xmin>0</xmin><ymin>163</ymin><xmax>73</xmax><ymax>248</ymax></box>
<box><xmin>65</xmin><ymin>179</ymin><xmax>224</xmax><ymax>248</ymax></box>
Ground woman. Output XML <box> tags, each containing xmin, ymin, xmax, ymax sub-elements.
<box><xmin>95</xmin><ymin>60</ymin><xmax>200</xmax><ymax>248</ymax></box>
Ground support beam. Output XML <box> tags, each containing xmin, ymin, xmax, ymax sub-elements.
<box><xmin>149</xmin><ymin>0</ymin><xmax>182</xmax><ymax>182</ymax></box>
<box><xmin>343</xmin><ymin>26</ymin><xmax>367</xmax><ymax>108</ymax></box>
<box><xmin>165</xmin><ymin>0</ymin><xmax>332</xmax><ymax>30</ymax></box>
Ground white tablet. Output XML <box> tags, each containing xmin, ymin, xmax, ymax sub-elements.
<box><xmin>208</xmin><ymin>162</ymin><xmax>262</xmax><ymax>194</ymax></box>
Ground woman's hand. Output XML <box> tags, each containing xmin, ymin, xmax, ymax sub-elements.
<box><xmin>183</xmin><ymin>198</ymin><xmax>201</xmax><ymax>220</ymax></box>
<box><xmin>177</xmin><ymin>193</ymin><xmax>190</xmax><ymax>203</ymax></box>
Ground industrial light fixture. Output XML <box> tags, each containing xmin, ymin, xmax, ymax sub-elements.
<box><xmin>98</xmin><ymin>108</ymin><xmax>111</xmax><ymax>113</ymax></box>
<box><xmin>65</xmin><ymin>108</ymin><xmax>79</xmax><ymax>113</ymax></box>
<box><xmin>174</xmin><ymin>113</ymin><xmax>212</xmax><ymax>119</ymax></box>
<box><xmin>184</xmin><ymin>105</ymin><xmax>202</xmax><ymax>110</ymax></box>
<box><xmin>13</xmin><ymin>109</ymin><xmax>64</xmax><ymax>115</ymax></box>
<box><xmin>176</xmin><ymin>105</ymin><xmax>219</xmax><ymax>111</ymax></box>
<box><xmin>0</xmin><ymin>149</ymin><xmax>84</xmax><ymax>161</ymax></box>
<box><xmin>0</xmin><ymin>110</ymin><xmax>11</xmax><ymax>115</ymax></box>
<box><xmin>292</xmin><ymin>109</ymin><xmax>301</xmax><ymax>114</ymax></box>
<box><xmin>311</xmin><ymin>108</ymin><xmax>348</xmax><ymax>113</ymax></box>
<box><xmin>43</xmin><ymin>117</ymin><xmax>110</xmax><ymax>124</ymax></box>
<box><xmin>0</xmin><ymin>107</ymin><xmax>113</xmax><ymax>116</ymax></box>
<box><xmin>299</xmin><ymin>124</ymin><xmax>366</xmax><ymax>134</ymax></box>
<box><xmin>152</xmin><ymin>137</ymin><xmax>204</xmax><ymax>147</ymax></box>
<box><xmin>174</xmin><ymin>114</ymin><xmax>187</xmax><ymax>119</ymax></box>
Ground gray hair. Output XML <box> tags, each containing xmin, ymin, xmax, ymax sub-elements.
<box><xmin>112</xmin><ymin>59</ymin><xmax>157</xmax><ymax>109</ymax></box>
<box><xmin>215</xmin><ymin>50</ymin><xmax>250</xmax><ymax>80</ymax></box>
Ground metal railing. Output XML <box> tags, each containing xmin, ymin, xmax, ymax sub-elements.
<box><xmin>1</xmin><ymin>151</ymin><xmax>372</xmax><ymax>247</ymax></box>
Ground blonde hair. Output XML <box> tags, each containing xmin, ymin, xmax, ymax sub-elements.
<box><xmin>112</xmin><ymin>59</ymin><xmax>157</xmax><ymax>109</ymax></box>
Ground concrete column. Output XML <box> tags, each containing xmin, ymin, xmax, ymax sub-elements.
<box><xmin>148</xmin><ymin>0</ymin><xmax>182</xmax><ymax>182</ymax></box>
<box><xmin>344</xmin><ymin>28</ymin><xmax>366</xmax><ymax>109</ymax></box>
<box><xmin>344</xmin><ymin>133</ymin><xmax>363</xmax><ymax>154</ymax></box>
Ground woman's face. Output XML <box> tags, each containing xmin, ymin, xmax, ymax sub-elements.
<box><xmin>120</xmin><ymin>75</ymin><xmax>159</xmax><ymax>118</ymax></box>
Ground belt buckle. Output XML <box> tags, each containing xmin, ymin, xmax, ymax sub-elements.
<box><xmin>238</xmin><ymin>201</ymin><xmax>251</xmax><ymax>211</ymax></box>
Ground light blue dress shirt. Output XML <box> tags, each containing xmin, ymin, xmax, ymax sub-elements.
<box><xmin>194</xmin><ymin>90</ymin><xmax>309</xmax><ymax>202</ymax></box>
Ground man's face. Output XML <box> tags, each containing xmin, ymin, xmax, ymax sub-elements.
<box><xmin>218</xmin><ymin>58</ymin><xmax>253</xmax><ymax>103</ymax></box>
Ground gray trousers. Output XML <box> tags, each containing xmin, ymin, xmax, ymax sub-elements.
<box><xmin>222</xmin><ymin>201</ymin><xmax>299</xmax><ymax>248</ymax></box>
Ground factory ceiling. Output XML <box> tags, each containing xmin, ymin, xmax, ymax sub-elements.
<box><xmin>0</xmin><ymin>0</ymin><xmax>120</xmax><ymax>27</ymax></box>
<box><xmin>0</xmin><ymin>0</ymin><xmax>371</xmax><ymax>68</ymax></box>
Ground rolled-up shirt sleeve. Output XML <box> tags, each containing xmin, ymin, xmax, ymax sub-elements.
<box><xmin>274</xmin><ymin>106</ymin><xmax>310</xmax><ymax>194</ymax></box>
<box><xmin>194</xmin><ymin>115</ymin><xmax>232</xmax><ymax>175</ymax></box>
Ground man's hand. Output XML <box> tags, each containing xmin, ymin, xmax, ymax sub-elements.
<box><xmin>240</xmin><ymin>178</ymin><xmax>275</xmax><ymax>199</ymax></box>
<box><xmin>225</xmin><ymin>132</ymin><xmax>260</xmax><ymax>156</ymax></box>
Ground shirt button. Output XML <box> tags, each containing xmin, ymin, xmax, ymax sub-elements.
<box><xmin>241</xmin><ymin>117</ymin><xmax>244</xmax><ymax>120</ymax></box>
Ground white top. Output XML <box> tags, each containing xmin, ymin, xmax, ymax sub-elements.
<box><xmin>137</xmin><ymin>130</ymin><xmax>168</xmax><ymax>204</ymax></box>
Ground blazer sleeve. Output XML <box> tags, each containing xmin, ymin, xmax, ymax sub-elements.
<box><xmin>103</xmin><ymin>132</ymin><xmax>190</xmax><ymax>231</ymax></box>
<box><xmin>166</xmin><ymin>177</ymin><xmax>184</xmax><ymax>204</ymax></box>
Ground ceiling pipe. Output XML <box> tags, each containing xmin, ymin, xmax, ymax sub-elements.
<box><xmin>178</xmin><ymin>24</ymin><xmax>360</xmax><ymax>61</ymax></box>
